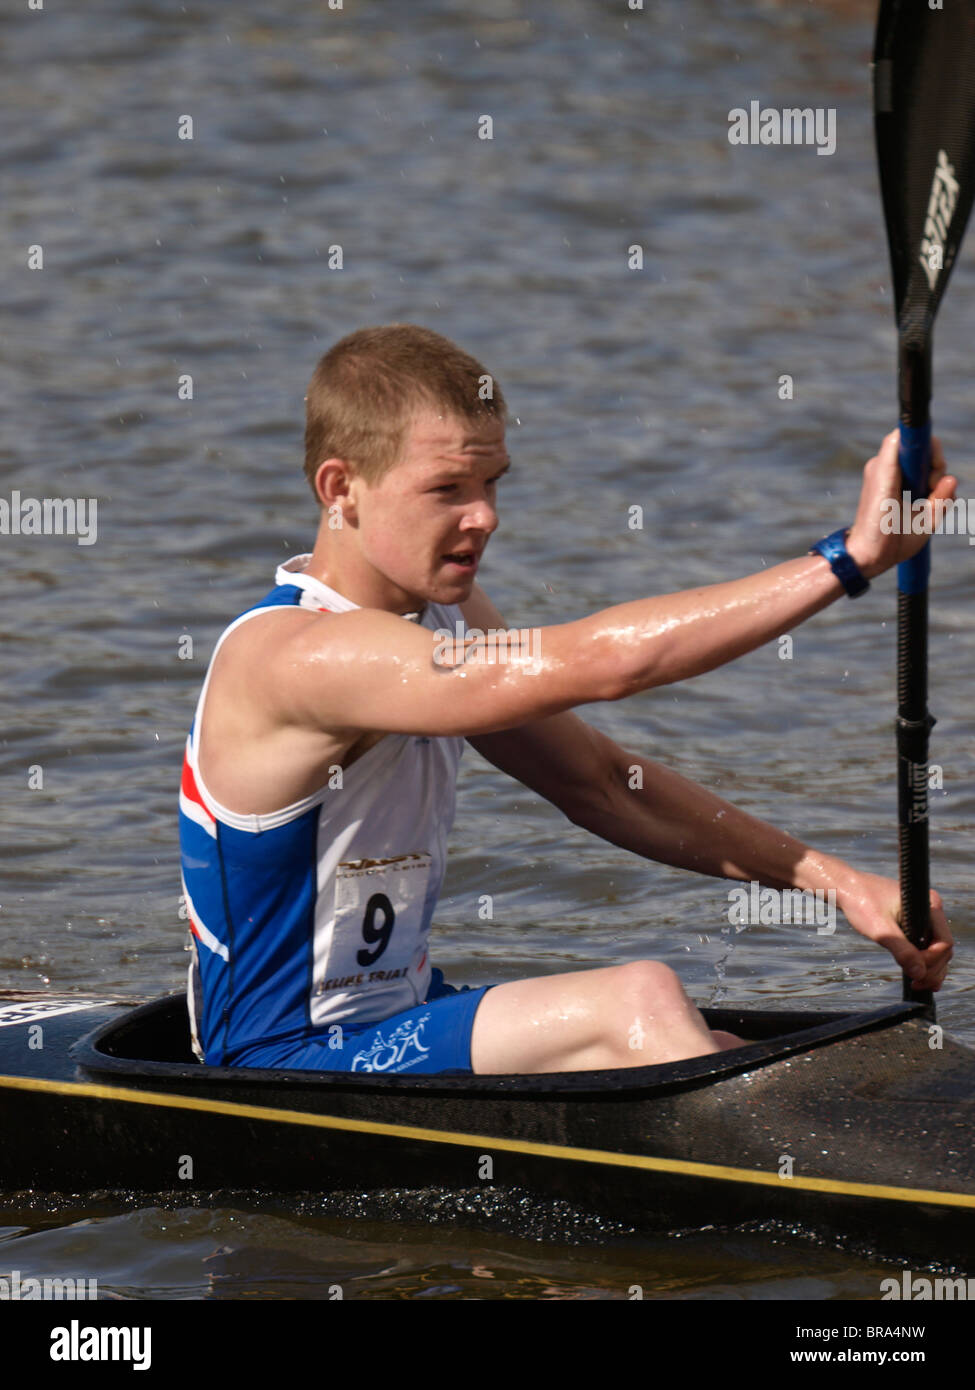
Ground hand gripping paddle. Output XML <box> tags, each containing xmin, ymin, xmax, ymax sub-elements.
<box><xmin>873</xmin><ymin>0</ymin><xmax>975</xmax><ymax>1010</ymax></box>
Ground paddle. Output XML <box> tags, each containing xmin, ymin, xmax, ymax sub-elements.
<box><xmin>873</xmin><ymin>0</ymin><xmax>975</xmax><ymax>1013</ymax></box>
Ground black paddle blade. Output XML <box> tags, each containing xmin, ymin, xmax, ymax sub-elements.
<box><xmin>874</xmin><ymin>0</ymin><xmax>975</xmax><ymax>349</ymax></box>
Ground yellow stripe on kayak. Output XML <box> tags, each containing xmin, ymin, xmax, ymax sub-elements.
<box><xmin>1</xmin><ymin>1069</ymin><xmax>973</xmax><ymax>1210</ymax></box>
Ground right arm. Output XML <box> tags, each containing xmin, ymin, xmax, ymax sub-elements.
<box><xmin>270</xmin><ymin>552</ymin><xmax>843</xmax><ymax>739</ymax></box>
<box><xmin>267</xmin><ymin>431</ymin><xmax>956</xmax><ymax>739</ymax></box>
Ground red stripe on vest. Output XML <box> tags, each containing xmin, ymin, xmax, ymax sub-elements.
<box><xmin>181</xmin><ymin>753</ymin><xmax>215</xmax><ymax>822</ymax></box>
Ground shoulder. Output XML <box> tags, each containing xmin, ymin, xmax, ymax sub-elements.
<box><xmin>221</xmin><ymin>603</ymin><xmax>415</xmax><ymax>678</ymax></box>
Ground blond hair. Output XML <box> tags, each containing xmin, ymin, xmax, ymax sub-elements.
<box><xmin>303</xmin><ymin>324</ymin><xmax>507</xmax><ymax>500</ymax></box>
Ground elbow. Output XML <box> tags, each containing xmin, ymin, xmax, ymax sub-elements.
<box><xmin>598</xmin><ymin>665</ymin><xmax>657</xmax><ymax>704</ymax></box>
<box><xmin>584</xmin><ymin>632</ymin><xmax>667</xmax><ymax>704</ymax></box>
<box><xmin>563</xmin><ymin>779</ymin><xmax>616</xmax><ymax>831</ymax></box>
<box><xmin>587</xmin><ymin>649</ymin><xmax>642</xmax><ymax>704</ymax></box>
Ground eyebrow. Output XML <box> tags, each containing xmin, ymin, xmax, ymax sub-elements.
<box><xmin>430</xmin><ymin>459</ymin><xmax>512</xmax><ymax>478</ymax></box>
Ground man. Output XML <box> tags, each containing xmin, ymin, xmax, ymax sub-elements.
<box><xmin>179</xmin><ymin>324</ymin><xmax>954</xmax><ymax>1076</ymax></box>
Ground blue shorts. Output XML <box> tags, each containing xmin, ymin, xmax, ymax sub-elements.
<box><xmin>231</xmin><ymin>970</ymin><xmax>492</xmax><ymax>1075</ymax></box>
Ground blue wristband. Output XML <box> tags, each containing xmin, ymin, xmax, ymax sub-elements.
<box><xmin>810</xmin><ymin>528</ymin><xmax>870</xmax><ymax>598</ymax></box>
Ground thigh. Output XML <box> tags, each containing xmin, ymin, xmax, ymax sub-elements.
<box><xmin>469</xmin><ymin>965</ymin><xmax>630</xmax><ymax>1074</ymax></box>
<box><xmin>469</xmin><ymin>961</ymin><xmax>716</xmax><ymax>1074</ymax></box>
<box><xmin>233</xmin><ymin>983</ymin><xmax>491</xmax><ymax>1074</ymax></box>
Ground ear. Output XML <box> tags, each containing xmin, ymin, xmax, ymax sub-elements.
<box><xmin>314</xmin><ymin>457</ymin><xmax>357</xmax><ymax>520</ymax></box>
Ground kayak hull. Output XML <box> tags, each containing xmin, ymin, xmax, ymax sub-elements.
<box><xmin>1</xmin><ymin>992</ymin><xmax>973</xmax><ymax>1265</ymax></box>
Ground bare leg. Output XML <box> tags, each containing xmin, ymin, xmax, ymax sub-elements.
<box><xmin>470</xmin><ymin>960</ymin><xmax>740</xmax><ymax>1074</ymax></box>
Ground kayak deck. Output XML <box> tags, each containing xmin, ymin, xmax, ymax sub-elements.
<box><xmin>1</xmin><ymin>991</ymin><xmax>973</xmax><ymax>1266</ymax></box>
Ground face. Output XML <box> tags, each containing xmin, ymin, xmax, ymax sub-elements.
<box><xmin>348</xmin><ymin>408</ymin><xmax>509</xmax><ymax>610</ymax></box>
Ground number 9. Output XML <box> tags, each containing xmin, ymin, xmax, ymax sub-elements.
<box><xmin>357</xmin><ymin>893</ymin><xmax>396</xmax><ymax>967</ymax></box>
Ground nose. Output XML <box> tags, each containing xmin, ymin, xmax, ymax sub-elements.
<box><xmin>461</xmin><ymin>496</ymin><xmax>499</xmax><ymax>536</ymax></box>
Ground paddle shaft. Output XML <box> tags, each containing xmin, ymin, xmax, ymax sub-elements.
<box><xmin>895</xmin><ymin>341</ymin><xmax>934</xmax><ymax>1011</ymax></box>
<box><xmin>872</xmin><ymin>0</ymin><xmax>975</xmax><ymax>1016</ymax></box>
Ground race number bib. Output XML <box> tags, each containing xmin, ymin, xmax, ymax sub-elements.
<box><xmin>311</xmin><ymin>851</ymin><xmax>433</xmax><ymax>1016</ymax></box>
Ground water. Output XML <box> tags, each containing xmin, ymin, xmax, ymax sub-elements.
<box><xmin>1</xmin><ymin>0</ymin><xmax>973</xmax><ymax>1299</ymax></box>
<box><xmin>0</xmin><ymin>1201</ymin><xmax>912</xmax><ymax>1301</ymax></box>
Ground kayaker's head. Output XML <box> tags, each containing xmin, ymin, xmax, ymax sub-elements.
<box><xmin>303</xmin><ymin>325</ymin><xmax>509</xmax><ymax>612</ymax></box>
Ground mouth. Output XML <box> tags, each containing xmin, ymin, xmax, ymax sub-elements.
<box><xmin>441</xmin><ymin>550</ymin><xmax>480</xmax><ymax>572</ymax></box>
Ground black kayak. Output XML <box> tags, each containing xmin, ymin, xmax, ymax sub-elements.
<box><xmin>1</xmin><ymin>989</ymin><xmax>973</xmax><ymax>1266</ymax></box>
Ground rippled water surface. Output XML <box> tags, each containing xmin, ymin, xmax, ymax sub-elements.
<box><xmin>1</xmin><ymin>0</ymin><xmax>973</xmax><ymax>1299</ymax></box>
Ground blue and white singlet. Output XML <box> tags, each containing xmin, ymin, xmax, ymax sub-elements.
<box><xmin>178</xmin><ymin>555</ymin><xmax>470</xmax><ymax>1068</ymax></box>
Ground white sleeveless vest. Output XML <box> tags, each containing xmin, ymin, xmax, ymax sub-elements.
<box><xmin>178</xmin><ymin>555</ymin><xmax>466</xmax><ymax>1062</ymax></box>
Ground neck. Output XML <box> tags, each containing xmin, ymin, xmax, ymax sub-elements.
<box><xmin>304</xmin><ymin>522</ymin><xmax>426</xmax><ymax>619</ymax></box>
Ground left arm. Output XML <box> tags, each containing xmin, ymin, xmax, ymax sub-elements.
<box><xmin>470</xmin><ymin>713</ymin><xmax>952</xmax><ymax>990</ymax></box>
<box><xmin>472</xmin><ymin>713</ymin><xmax>832</xmax><ymax>890</ymax></box>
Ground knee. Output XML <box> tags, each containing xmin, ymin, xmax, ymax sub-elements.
<box><xmin>603</xmin><ymin>961</ymin><xmax>712</xmax><ymax>1067</ymax></box>
<box><xmin>615</xmin><ymin>959</ymin><xmax>687</xmax><ymax>1013</ymax></box>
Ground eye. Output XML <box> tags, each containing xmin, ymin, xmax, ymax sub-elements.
<box><xmin>432</xmin><ymin>484</ymin><xmax>457</xmax><ymax>494</ymax></box>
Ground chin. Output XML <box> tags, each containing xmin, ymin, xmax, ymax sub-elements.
<box><xmin>445</xmin><ymin>570</ymin><xmax>478</xmax><ymax>593</ymax></box>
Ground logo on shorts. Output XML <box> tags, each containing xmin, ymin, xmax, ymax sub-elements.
<box><xmin>351</xmin><ymin>1013</ymin><xmax>432</xmax><ymax>1072</ymax></box>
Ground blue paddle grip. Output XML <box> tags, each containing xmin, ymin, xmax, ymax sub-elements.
<box><xmin>896</xmin><ymin>422</ymin><xmax>932</xmax><ymax>595</ymax></box>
